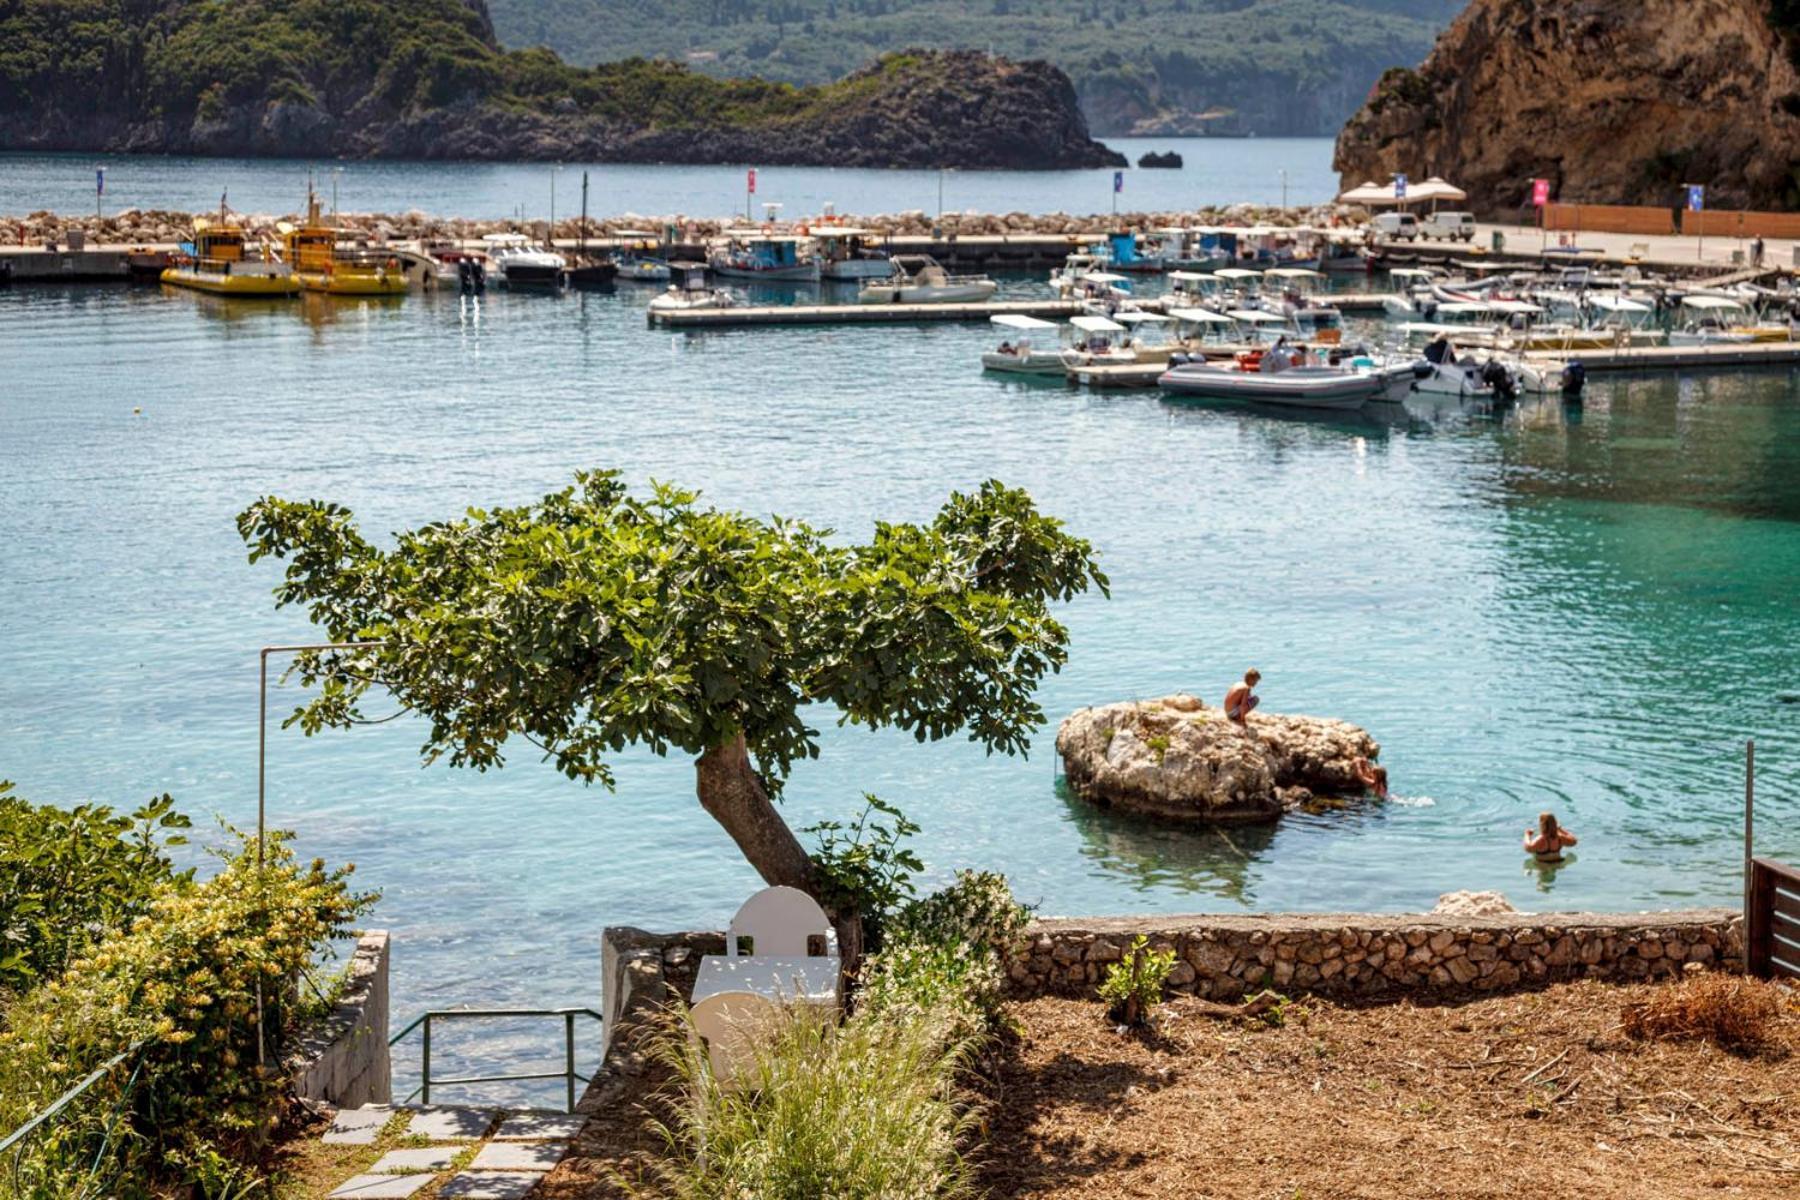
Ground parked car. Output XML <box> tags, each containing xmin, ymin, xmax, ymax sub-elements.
<box><xmin>1422</xmin><ymin>211</ymin><xmax>1477</xmax><ymax>242</ymax></box>
<box><xmin>1373</xmin><ymin>212</ymin><xmax>1420</xmax><ymax>241</ymax></box>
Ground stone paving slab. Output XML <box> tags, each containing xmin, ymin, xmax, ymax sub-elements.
<box><xmin>437</xmin><ymin>1172</ymin><xmax>543</xmax><ymax>1199</ymax></box>
<box><xmin>493</xmin><ymin>1113</ymin><xmax>585</xmax><ymax>1140</ymax></box>
<box><xmin>404</xmin><ymin>1106</ymin><xmax>497</xmax><ymax>1140</ymax></box>
<box><xmin>470</xmin><ymin>1141</ymin><xmax>565</xmax><ymax>1172</ymax></box>
<box><xmin>327</xmin><ymin>1174</ymin><xmax>435</xmax><ymax>1199</ymax></box>
<box><xmin>369</xmin><ymin>1145</ymin><xmax>460</xmax><ymax>1173</ymax></box>
<box><xmin>322</xmin><ymin>1105</ymin><xmax>396</xmax><ymax>1146</ymax></box>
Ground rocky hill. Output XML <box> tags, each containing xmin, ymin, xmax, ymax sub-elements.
<box><xmin>1335</xmin><ymin>0</ymin><xmax>1800</xmax><ymax>212</ymax></box>
<box><xmin>487</xmin><ymin>0</ymin><xmax>1466</xmax><ymax>137</ymax></box>
<box><xmin>0</xmin><ymin>0</ymin><xmax>1121</xmax><ymax>167</ymax></box>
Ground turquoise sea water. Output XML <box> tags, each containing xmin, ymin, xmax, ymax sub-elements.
<box><xmin>3</xmin><ymin>146</ymin><xmax>1799</xmax><ymax>1102</ymax></box>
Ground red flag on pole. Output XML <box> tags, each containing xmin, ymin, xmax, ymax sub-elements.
<box><xmin>747</xmin><ymin>168</ymin><xmax>757</xmax><ymax>195</ymax></box>
<box><xmin>1531</xmin><ymin>178</ymin><xmax>1550</xmax><ymax>207</ymax></box>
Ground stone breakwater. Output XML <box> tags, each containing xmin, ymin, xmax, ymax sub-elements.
<box><xmin>1005</xmin><ymin>910</ymin><xmax>1743</xmax><ymax>1001</ymax></box>
<box><xmin>1</xmin><ymin>203</ymin><xmax>1365</xmax><ymax>249</ymax></box>
<box><xmin>1058</xmin><ymin>694</ymin><xmax>1381</xmax><ymax>823</ymax></box>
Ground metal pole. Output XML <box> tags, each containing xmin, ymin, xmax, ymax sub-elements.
<box><xmin>938</xmin><ymin>169</ymin><xmax>944</xmax><ymax>220</ymax></box>
<box><xmin>564</xmin><ymin>1011</ymin><xmax>577</xmax><ymax>1113</ymax></box>
<box><xmin>1745</xmin><ymin>739</ymin><xmax>1756</xmax><ymax>915</ymax></box>
<box><xmin>258</xmin><ymin>649</ymin><xmax>268</xmax><ymax>868</ymax></box>
<box><xmin>421</xmin><ymin>1015</ymin><xmax>432</xmax><ymax>1106</ymax></box>
<box><xmin>1281</xmin><ymin>169</ymin><xmax>1288</xmax><ymax>210</ymax></box>
<box><xmin>549</xmin><ymin>168</ymin><xmax>557</xmax><ymax>249</ymax></box>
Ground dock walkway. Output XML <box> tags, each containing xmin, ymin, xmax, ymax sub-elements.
<box><xmin>647</xmin><ymin>298</ymin><xmax>1080</xmax><ymax>328</ymax></box>
<box><xmin>1521</xmin><ymin>341</ymin><xmax>1800</xmax><ymax>373</ymax></box>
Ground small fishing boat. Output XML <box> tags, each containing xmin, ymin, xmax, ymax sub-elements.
<box><xmin>610</xmin><ymin>231</ymin><xmax>671</xmax><ymax>283</ymax></box>
<box><xmin>483</xmin><ymin>233</ymin><xmax>565</xmax><ymax>289</ymax></box>
<box><xmin>981</xmin><ymin>314</ymin><xmax>1066</xmax><ymax>375</ymax></box>
<box><xmin>161</xmin><ymin>209</ymin><xmax>299</xmax><ymax>298</ymax></box>
<box><xmin>646</xmin><ymin>263</ymin><xmax>738</xmax><ymax>314</ymax></box>
<box><xmin>1158</xmin><ymin>354</ymin><xmax>1415</xmax><ymax>410</ymax></box>
<box><xmin>812</xmin><ymin>226</ymin><xmax>892</xmax><ymax>281</ymax></box>
<box><xmin>710</xmin><ymin>232</ymin><xmax>821</xmax><ymax>283</ymax></box>
<box><xmin>566</xmin><ymin>169</ymin><xmax>619</xmax><ymax>288</ymax></box>
<box><xmin>858</xmin><ymin>255</ymin><xmax>997</xmax><ymax>304</ymax></box>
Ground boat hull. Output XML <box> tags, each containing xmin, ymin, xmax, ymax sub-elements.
<box><xmin>159</xmin><ymin>266</ymin><xmax>299</xmax><ymax>297</ymax></box>
<box><xmin>859</xmin><ymin>281</ymin><xmax>999</xmax><ymax>304</ymax></box>
<box><xmin>499</xmin><ymin>264</ymin><xmax>565</xmax><ymax>289</ymax></box>
<box><xmin>712</xmin><ymin>263</ymin><xmax>821</xmax><ymax>283</ymax></box>
<box><xmin>1157</xmin><ymin>364</ymin><xmax>1388</xmax><ymax>410</ymax></box>
<box><xmin>297</xmin><ymin>270</ymin><xmax>407</xmax><ymax>296</ymax></box>
<box><xmin>821</xmin><ymin>258</ymin><xmax>893</xmax><ymax>281</ymax></box>
<box><xmin>982</xmin><ymin>351</ymin><xmax>1066</xmax><ymax>375</ymax></box>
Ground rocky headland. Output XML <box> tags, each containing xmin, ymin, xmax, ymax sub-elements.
<box><xmin>1057</xmin><ymin>695</ymin><xmax>1381</xmax><ymax>825</ymax></box>
<box><xmin>0</xmin><ymin>1</ymin><xmax>1119</xmax><ymax>169</ymax></box>
<box><xmin>1334</xmin><ymin>0</ymin><xmax>1800</xmax><ymax>213</ymax></box>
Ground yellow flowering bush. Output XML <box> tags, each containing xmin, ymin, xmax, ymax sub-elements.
<box><xmin>0</xmin><ymin>828</ymin><xmax>374</xmax><ymax>1196</ymax></box>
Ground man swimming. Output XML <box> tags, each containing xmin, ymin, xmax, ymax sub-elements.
<box><xmin>1224</xmin><ymin>669</ymin><xmax>1261</xmax><ymax>725</ymax></box>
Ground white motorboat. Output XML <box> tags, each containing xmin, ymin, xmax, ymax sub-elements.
<box><xmin>1063</xmin><ymin>311</ymin><xmax>1184</xmax><ymax>368</ymax></box>
<box><xmin>647</xmin><ymin>263</ymin><xmax>739</xmax><ymax>314</ymax></box>
<box><xmin>483</xmin><ymin>233</ymin><xmax>565</xmax><ymax>289</ymax></box>
<box><xmin>1057</xmin><ymin>313</ymin><xmax>1135</xmax><ymax>368</ymax></box>
<box><xmin>981</xmin><ymin>314</ymin><xmax>1066</xmax><ymax>375</ymax></box>
<box><xmin>1667</xmin><ymin>295</ymin><xmax>1761</xmax><ymax>345</ymax></box>
<box><xmin>1158</xmin><ymin>355</ymin><xmax>1416</xmax><ymax>410</ymax></box>
<box><xmin>1050</xmin><ymin>255</ymin><xmax>1131</xmax><ymax>304</ymax></box>
<box><xmin>858</xmin><ymin>255</ymin><xmax>997</xmax><ymax>304</ymax></box>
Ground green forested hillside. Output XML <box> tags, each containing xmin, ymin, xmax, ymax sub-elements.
<box><xmin>488</xmin><ymin>0</ymin><xmax>1466</xmax><ymax>135</ymax></box>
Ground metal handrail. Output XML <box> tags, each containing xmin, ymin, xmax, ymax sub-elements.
<box><xmin>1</xmin><ymin>1040</ymin><xmax>143</xmax><ymax>1192</ymax></box>
<box><xmin>389</xmin><ymin>1008</ymin><xmax>604</xmax><ymax>1114</ymax></box>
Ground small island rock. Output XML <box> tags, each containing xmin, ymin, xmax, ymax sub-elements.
<box><xmin>1057</xmin><ymin>695</ymin><xmax>1380</xmax><ymax>824</ymax></box>
<box><xmin>1137</xmin><ymin>150</ymin><xmax>1184</xmax><ymax>168</ymax></box>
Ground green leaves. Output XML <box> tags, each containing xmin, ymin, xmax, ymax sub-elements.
<box><xmin>237</xmin><ymin>471</ymin><xmax>1106</xmax><ymax>793</ymax></box>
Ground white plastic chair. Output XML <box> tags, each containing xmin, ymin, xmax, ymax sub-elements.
<box><xmin>689</xmin><ymin>989</ymin><xmax>781</xmax><ymax>1089</ymax></box>
<box><xmin>726</xmin><ymin>885</ymin><xmax>835</xmax><ymax>958</ymax></box>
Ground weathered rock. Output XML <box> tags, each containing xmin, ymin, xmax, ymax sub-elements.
<box><xmin>1056</xmin><ymin>695</ymin><xmax>1379</xmax><ymax>824</ymax></box>
<box><xmin>1334</xmin><ymin>0</ymin><xmax>1800</xmax><ymax>213</ymax></box>
<box><xmin>1434</xmin><ymin>890</ymin><xmax>1517</xmax><ymax>917</ymax></box>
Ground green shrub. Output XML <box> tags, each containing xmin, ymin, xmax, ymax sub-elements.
<box><xmin>0</xmin><ymin>828</ymin><xmax>374</xmax><ymax>1195</ymax></box>
<box><xmin>1098</xmin><ymin>934</ymin><xmax>1176</xmax><ymax>1027</ymax></box>
<box><xmin>804</xmin><ymin>794</ymin><xmax>923</xmax><ymax>951</ymax></box>
<box><xmin>0</xmin><ymin>782</ymin><xmax>192</xmax><ymax>995</ymax></box>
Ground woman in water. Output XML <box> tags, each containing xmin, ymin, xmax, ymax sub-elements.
<box><xmin>1351</xmin><ymin>755</ymin><xmax>1388</xmax><ymax>799</ymax></box>
<box><xmin>1523</xmin><ymin>812</ymin><xmax>1578</xmax><ymax>863</ymax></box>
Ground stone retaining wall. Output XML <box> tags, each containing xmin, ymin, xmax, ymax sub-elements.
<box><xmin>1007</xmin><ymin>910</ymin><xmax>1743</xmax><ymax>1001</ymax></box>
<box><xmin>291</xmin><ymin>930</ymin><xmax>391</xmax><ymax>1108</ymax></box>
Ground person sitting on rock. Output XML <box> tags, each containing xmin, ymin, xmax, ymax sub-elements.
<box><xmin>1352</xmin><ymin>755</ymin><xmax>1388</xmax><ymax>799</ymax></box>
<box><xmin>1523</xmin><ymin>811</ymin><xmax>1578</xmax><ymax>863</ymax></box>
<box><xmin>1223</xmin><ymin>669</ymin><xmax>1261</xmax><ymax>725</ymax></box>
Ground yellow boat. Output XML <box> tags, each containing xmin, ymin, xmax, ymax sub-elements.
<box><xmin>280</xmin><ymin>192</ymin><xmax>409</xmax><ymax>297</ymax></box>
<box><xmin>160</xmin><ymin>215</ymin><xmax>300</xmax><ymax>297</ymax></box>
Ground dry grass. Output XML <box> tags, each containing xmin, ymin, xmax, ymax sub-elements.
<box><xmin>1623</xmin><ymin>972</ymin><xmax>1786</xmax><ymax>1051</ymax></box>
<box><xmin>977</xmin><ymin>977</ymin><xmax>1800</xmax><ymax>1199</ymax></box>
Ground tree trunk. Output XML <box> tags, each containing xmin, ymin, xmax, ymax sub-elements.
<box><xmin>695</xmin><ymin>733</ymin><xmax>865</xmax><ymax>974</ymax></box>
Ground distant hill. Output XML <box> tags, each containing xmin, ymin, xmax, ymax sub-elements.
<box><xmin>486</xmin><ymin>0</ymin><xmax>1467</xmax><ymax>136</ymax></box>
<box><xmin>0</xmin><ymin>1</ymin><xmax>1119</xmax><ymax>167</ymax></box>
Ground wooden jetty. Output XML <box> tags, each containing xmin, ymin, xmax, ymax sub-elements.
<box><xmin>647</xmin><ymin>298</ymin><xmax>1081</xmax><ymax>328</ymax></box>
<box><xmin>1521</xmin><ymin>340</ymin><xmax>1800</xmax><ymax>374</ymax></box>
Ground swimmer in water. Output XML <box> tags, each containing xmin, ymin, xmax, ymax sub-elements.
<box><xmin>1352</xmin><ymin>755</ymin><xmax>1388</xmax><ymax>799</ymax></box>
<box><xmin>1224</xmin><ymin>669</ymin><xmax>1261</xmax><ymax>726</ymax></box>
<box><xmin>1523</xmin><ymin>811</ymin><xmax>1578</xmax><ymax>863</ymax></box>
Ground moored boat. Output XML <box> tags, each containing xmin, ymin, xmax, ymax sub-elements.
<box><xmin>646</xmin><ymin>263</ymin><xmax>739</xmax><ymax>314</ymax></box>
<box><xmin>710</xmin><ymin>232</ymin><xmax>820</xmax><ymax>283</ymax></box>
<box><xmin>1158</xmin><ymin>353</ymin><xmax>1415</xmax><ymax>410</ymax></box>
<box><xmin>858</xmin><ymin>255</ymin><xmax>997</xmax><ymax>304</ymax></box>
<box><xmin>483</xmin><ymin>233</ymin><xmax>566</xmax><ymax>289</ymax></box>
<box><xmin>812</xmin><ymin>226</ymin><xmax>892</xmax><ymax>281</ymax></box>
<box><xmin>981</xmin><ymin>314</ymin><xmax>1065</xmax><ymax>375</ymax></box>
<box><xmin>280</xmin><ymin>192</ymin><xmax>407</xmax><ymax>297</ymax></box>
<box><xmin>160</xmin><ymin>210</ymin><xmax>299</xmax><ymax>298</ymax></box>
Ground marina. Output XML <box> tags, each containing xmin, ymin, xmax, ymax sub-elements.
<box><xmin>647</xmin><ymin>296</ymin><xmax>1081</xmax><ymax>326</ymax></box>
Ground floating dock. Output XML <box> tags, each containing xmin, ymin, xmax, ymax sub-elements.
<box><xmin>1067</xmin><ymin>363</ymin><xmax>1166</xmax><ymax>389</ymax></box>
<box><xmin>1521</xmin><ymin>341</ymin><xmax>1800</xmax><ymax>374</ymax></box>
<box><xmin>647</xmin><ymin>298</ymin><xmax>1081</xmax><ymax>328</ymax></box>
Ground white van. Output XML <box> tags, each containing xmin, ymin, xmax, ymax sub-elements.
<box><xmin>1422</xmin><ymin>211</ymin><xmax>1476</xmax><ymax>242</ymax></box>
<box><xmin>1372</xmin><ymin>212</ymin><xmax>1419</xmax><ymax>241</ymax></box>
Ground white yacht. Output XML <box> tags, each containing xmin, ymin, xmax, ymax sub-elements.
<box><xmin>483</xmin><ymin>233</ymin><xmax>565</xmax><ymax>289</ymax></box>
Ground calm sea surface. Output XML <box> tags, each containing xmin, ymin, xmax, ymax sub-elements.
<box><xmin>0</xmin><ymin>138</ymin><xmax>1335</xmax><ymax>221</ymax></box>
<box><xmin>3</xmin><ymin>144</ymin><xmax>1799</xmax><ymax>1102</ymax></box>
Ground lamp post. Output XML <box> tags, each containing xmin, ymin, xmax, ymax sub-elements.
<box><xmin>1280</xmin><ymin>169</ymin><xmax>1288</xmax><ymax>210</ymax></box>
<box><xmin>331</xmin><ymin>167</ymin><xmax>343</xmax><ymax>224</ymax></box>
<box><xmin>549</xmin><ymin>165</ymin><xmax>562</xmax><ymax>248</ymax></box>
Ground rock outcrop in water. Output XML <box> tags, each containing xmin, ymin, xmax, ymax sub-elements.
<box><xmin>0</xmin><ymin>0</ymin><xmax>1120</xmax><ymax>169</ymax></box>
<box><xmin>1334</xmin><ymin>0</ymin><xmax>1800</xmax><ymax>213</ymax></box>
<box><xmin>1057</xmin><ymin>695</ymin><xmax>1381</xmax><ymax>825</ymax></box>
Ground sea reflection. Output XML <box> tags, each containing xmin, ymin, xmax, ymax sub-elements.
<box><xmin>1057</xmin><ymin>778</ymin><xmax>1276</xmax><ymax>904</ymax></box>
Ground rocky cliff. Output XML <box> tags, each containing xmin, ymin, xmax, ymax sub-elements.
<box><xmin>0</xmin><ymin>1</ymin><xmax>1120</xmax><ymax>168</ymax></box>
<box><xmin>1334</xmin><ymin>0</ymin><xmax>1800</xmax><ymax>213</ymax></box>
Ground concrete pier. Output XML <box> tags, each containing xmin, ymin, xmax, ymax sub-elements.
<box><xmin>0</xmin><ymin>242</ymin><xmax>173</xmax><ymax>283</ymax></box>
<box><xmin>1521</xmin><ymin>340</ymin><xmax>1800</xmax><ymax>373</ymax></box>
<box><xmin>647</xmin><ymin>297</ymin><xmax>1081</xmax><ymax>328</ymax></box>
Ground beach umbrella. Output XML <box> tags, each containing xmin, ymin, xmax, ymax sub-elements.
<box><xmin>1337</xmin><ymin>180</ymin><xmax>1405</xmax><ymax>207</ymax></box>
<box><xmin>1412</xmin><ymin>177</ymin><xmax>1468</xmax><ymax>202</ymax></box>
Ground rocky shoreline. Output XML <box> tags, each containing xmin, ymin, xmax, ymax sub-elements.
<box><xmin>1</xmin><ymin>203</ymin><xmax>1360</xmax><ymax>248</ymax></box>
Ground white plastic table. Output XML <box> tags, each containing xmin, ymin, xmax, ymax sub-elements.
<box><xmin>691</xmin><ymin>954</ymin><xmax>841</xmax><ymax>1007</ymax></box>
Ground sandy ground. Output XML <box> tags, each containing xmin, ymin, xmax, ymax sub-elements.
<box><xmin>978</xmin><ymin>981</ymin><xmax>1800</xmax><ymax>1199</ymax></box>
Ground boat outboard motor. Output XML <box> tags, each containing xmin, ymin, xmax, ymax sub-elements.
<box><xmin>1560</xmin><ymin>359</ymin><xmax>1587</xmax><ymax>398</ymax></box>
<box><xmin>1480</xmin><ymin>359</ymin><xmax>1519</xmax><ymax>402</ymax></box>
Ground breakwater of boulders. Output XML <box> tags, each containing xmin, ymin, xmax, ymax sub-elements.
<box><xmin>2</xmin><ymin>203</ymin><xmax>1366</xmax><ymax>247</ymax></box>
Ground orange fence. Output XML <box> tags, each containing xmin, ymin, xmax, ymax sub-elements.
<box><xmin>1543</xmin><ymin>204</ymin><xmax>1675</xmax><ymax>235</ymax></box>
<box><xmin>1684</xmin><ymin>209</ymin><xmax>1800</xmax><ymax>239</ymax></box>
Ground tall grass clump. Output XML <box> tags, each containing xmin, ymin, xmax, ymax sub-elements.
<box><xmin>649</xmin><ymin>998</ymin><xmax>980</xmax><ymax>1200</ymax></box>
